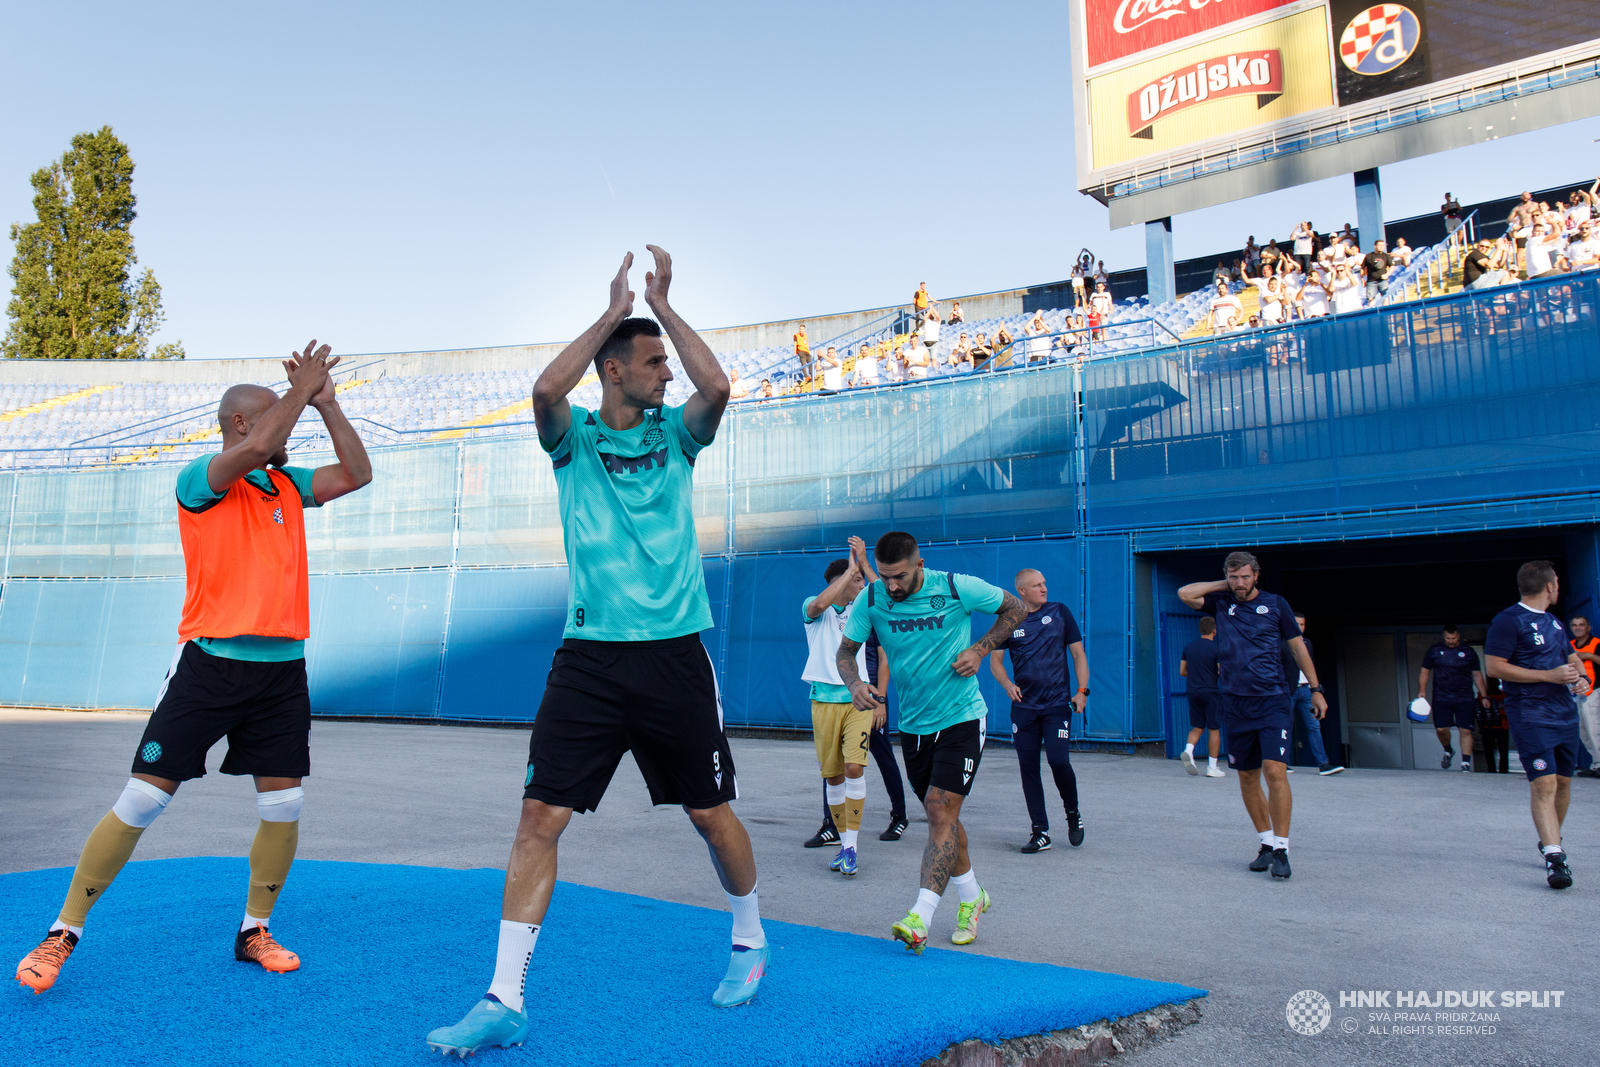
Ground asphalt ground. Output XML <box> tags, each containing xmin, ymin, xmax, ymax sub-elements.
<box><xmin>2</xmin><ymin>709</ymin><xmax>1591</xmax><ymax>1067</ymax></box>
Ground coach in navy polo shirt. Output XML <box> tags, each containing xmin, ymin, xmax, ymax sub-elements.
<box><xmin>1180</xmin><ymin>550</ymin><xmax>1325</xmax><ymax>880</ymax></box>
<box><xmin>1418</xmin><ymin>625</ymin><xmax>1488</xmax><ymax>771</ymax></box>
<box><xmin>989</xmin><ymin>568</ymin><xmax>1089</xmax><ymax>854</ymax></box>
<box><xmin>1485</xmin><ymin>560</ymin><xmax>1587</xmax><ymax>890</ymax></box>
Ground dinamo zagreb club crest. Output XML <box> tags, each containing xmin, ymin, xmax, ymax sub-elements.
<box><xmin>1339</xmin><ymin>4</ymin><xmax>1421</xmax><ymax>76</ymax></box>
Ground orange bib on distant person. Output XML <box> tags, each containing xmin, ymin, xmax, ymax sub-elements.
<box><xmin>1574</xmin><ymin>636</ymin><xmax>1599</xmax><ymax>685</ymax></box>
<box><xmin>177</xmin><ymin>468</ymin><xmax>310</xmax><ymax>641</ymax></box>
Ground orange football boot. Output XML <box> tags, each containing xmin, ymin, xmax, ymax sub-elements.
<box><xmin>234</xmin><ymin>924</ymin><xmax>300</xmax><ymax>973</ymax></box>
<box><xmin>16</xmin><ymin>929</ymin><xmax>78</xmax><ymax>994</ymax></box>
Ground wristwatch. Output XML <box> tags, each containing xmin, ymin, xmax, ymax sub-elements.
<box><xmin>1077</xmin><ymin>687</ymin><xmax>1091</xmax><ymax>696</ymax></box>
<box><xmin>1309</xmin><ymin>685</ymin><xmax>1325</xmax><ymax>695</ymax></box>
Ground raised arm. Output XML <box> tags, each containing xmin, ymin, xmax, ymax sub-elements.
<box><xmin>532</xmin><ymin>253</ymin><xmax>635</xmax><ymax>450</ymax></box>
<box><xmin>848</xmin><ymin>535</ymin><xmax>878</xmax><ymax>584</ymax></box>
<box><xmin>207</xmin><ymin>342</ymin><xmax>332</xmax><ymax>493</ymax></box>
<box><xmin>1178</xmin><ymin>579</ymin><xmax>1225</xmax><ymax>610</ymax></box>
<box><xmin>308</xmin><ymin>360</ymin><xmax>373</xmax><ymax>504</ymax></box>
<box><xmin>644</xmin><ymin>244</ymin><xmax>729</xmax><ymax>446</ymax></box>
<box><xmin>805</xmin><ymin>557</ymin><xmax>861</xmax><ymax>620</ymax></box>
<box><xmin>953</xmin><ymin>591</ymin><xmax>1027</xmax><ymax>677</ymax></box>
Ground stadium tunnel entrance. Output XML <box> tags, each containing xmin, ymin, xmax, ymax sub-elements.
<box><xmin>1145</xmin><ymin>527</ymin><xmax>1600</xmax><ymax>771</ymax></box>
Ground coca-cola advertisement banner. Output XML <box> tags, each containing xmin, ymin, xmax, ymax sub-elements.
<box><xmin>1125</xmin><ymin>50</ymin><xmax>1284</xmax><ymax>137</ymax></box>
<box><xmin>1085</xmin><ymin>0</ymin><xmax>1301</xmax><ymax>68</ymax></box>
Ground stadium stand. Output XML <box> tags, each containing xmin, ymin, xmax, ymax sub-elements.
<box><xmin>0</xmin><ymin>184</ymin><xmax>1592</xmax><ymax>469</ymax></box>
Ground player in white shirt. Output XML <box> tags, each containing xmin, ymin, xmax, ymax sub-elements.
<box><xmin>1208</xmin><ymin>281</ymin><xmax>1243</xmax><ymax>333</ymax></box>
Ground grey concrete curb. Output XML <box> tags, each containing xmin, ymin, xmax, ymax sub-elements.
<box><xmin>921</xmin><ymin>997</ymin><xmax>1205</xmax><ymax>1067</ymax></box>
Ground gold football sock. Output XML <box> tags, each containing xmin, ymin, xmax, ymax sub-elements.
<box><xmin>828</xmin><ymin>802</ymin><xmax>846</xmax><ymax>831</ymax></box>
<box><xmin>845</xmin><ymin>795</ymin><xmax>864</xmax><ymax>832</ymax></box>
<box><xmin>58</xmin><ymin>812</ymin><xmax>145</xmax><ymax>928</ymax></box>
<box><xmin>245</xmin><ymin>819</ymin><xmax>299</xmax><ymax>921</ymax></box>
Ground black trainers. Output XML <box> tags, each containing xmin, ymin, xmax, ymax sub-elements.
<box><xmin>1545</xmin><ymin>850</ymin><xmax>1573</xmax><ymax>890</ymax></box>
<box><xmin>1020</xmin><ymin>829</ymin><xmax>1051</xmax><ymax>853</ymax></box>
<box><xmin>804</xmin><ymin>825</ymin><xmax>839</xmax><ymax>849</ymax></box>
<box><xmin>879</xmin><ymin>817</ymin><xmax>908</xmax><ymax>842</ymax></box>
<box><xmin>1318</xmin><ymin>763</ymin><xmax>1344</xmax><ymax>775</ymax></box>
<box><xmin>1270</xmin><ymin>848</ymin><xmax>1292</xmax><ymax>879</ymax></box>
<box><xmin>1440</xmin><ymin>747</ymin><xmax>1453</xmax><ymax>770</ymax></box>
<box><xmin>1066</xmin><ymin>810</ymin><xmax>1084</xmax><ymax>847</ymax></box>
<box><xmin>1249</xmin><ymin>844</ymin><xmax>1274</xmax><ymax>872</ymax></box>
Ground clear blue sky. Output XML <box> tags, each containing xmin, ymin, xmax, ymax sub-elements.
<box><xmin>2</xmin><ymin>2</ymin><xmax>1596</xmax><ymax>359</ymax></box>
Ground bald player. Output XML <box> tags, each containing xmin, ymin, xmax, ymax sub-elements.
<box><xmin>988</xmin><ymin>568</ymin><xmax>1089</xmax><ymax>853</ymax></box>
<box><xmin>15</xmin><ymin>342</ymin><xmax>372</xmax><ymax>995</ymax></box>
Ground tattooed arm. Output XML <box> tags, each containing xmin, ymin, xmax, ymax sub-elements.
<box><xmin>837</xmin><ymin>637</ymin><xmax>879</xmax><ymax>711</ymax></box>
<box><xmin>952</xmin><ymin>591</ymin><xmax>1027</xmax><ymax>677</ymax></box>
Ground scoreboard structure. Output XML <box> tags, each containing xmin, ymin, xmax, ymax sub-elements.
<box><xmin>1071</xmin><ymin>0</ymin><xmax>1600</xmax><ymax>231</ymax></box>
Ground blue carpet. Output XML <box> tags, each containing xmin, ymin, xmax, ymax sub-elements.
<box><xmin>2</xmin><ymin>859</ymin><xmax>1203</xmax><ymax>1067</ymax></box>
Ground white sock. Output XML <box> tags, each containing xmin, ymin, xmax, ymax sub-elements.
<box><xmin>841</xmin><ymin>829</ymin><xmax>858</xmax><ymax>850</ymax></box>
<box><xmin>48</xmin><ymin>920</ymin><xmax>83</xmax><ymax>937</ymax></box>
<box><xmin>241</xmin><ymin>911</ymin><xmax>269</xmax><ymax>932</ymax></box>
<box><xmin>486</xmin><ymin>920</ymin><xmax>539</xmax><ymax>1013</ymax></box>
<box><xmin>1184</xmin><ymin>742</ymin><xmax>1195</xmax><ymax>755</ymax></box>
<box><xmin>824</xmin><ymin>781</ymin><xmax>846</xmax><ymax>807</ymax></box>
<box><xmin>949</xmin><ymin>869</ymin><xmax>981</xmax><ymax>903</ymax></box>
<box><xmin>1208</xmin><ymin>756</ymin><xmax>1219</xmax><ymax>769</ymax></box>
<box><xmin>1542</xmin><ymin>843</ymin><xmax>1564</xmax><ymax>856</ymax></box>
<box><xmin>912</xmin><ymin>887</ymin><xmax>941</xmax><ymax>925</ymax></box>
<box><xmin>1274</xmin><ymin>836</ymin><xmax>1289</xmax><ymax>850</ymax></box>
<box><xmin>1259</xmin><ymin>830</ymin><xmax>1274</xmax><ymax>847</ymax></box>
<box><xmin>726</xmin><ymin>884</ymin><xmax>766</xmax><ymax>949</ymax></box>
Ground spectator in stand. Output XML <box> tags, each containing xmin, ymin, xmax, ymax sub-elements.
<box><xmin>1090</xmin><ymin>281</ymin><xmax>1113</xmax><ymax>320</ymax></box>
<box><xmin>905</xmin><ymin>336</ymin><xmax>931</xmax><ymax>378</ymax></box>
<box><xmin>1391</xmin><ymin>237</ymin><xmax>1414</xmax><ymax>269</ymax></box>
<box><xmin>921</xmin><ymin>306</ymin><xmax>941</xmax><ymax>355</ymax></box>
<box><xmin>1094</xmin><ymin>260</ymin><xmax>1110</xmax><ymax>288</ymax></box>
<box><xmin>1337</xmin><ymin>222</ymin><xmax>1358</xmax><ymax>250</ymax></box>
<box><xmin>1463</xmin><ymin>238</ymin><xmax>1510</xmax><ymax>291</ymax></box>
<box><xmin>1361</xmin><ymin>240</ymin><xmax>1394</xmax><ymax>305</ymax></box>
<box><xmin>1247</xmin><ymin>314</ymin><xmax>1261</xmax><ymax>329</ymax></box>
<box><xmin>1261</xmin><ymin>240</ymin><xmax>1283</xmax><ymax>275</ymax></box>
<box><xmin>948</xmin><ymin>301</ymin><xmax>965</xmax><ymax>324</ymax></box>
<box><xmin>1508</xmin><ymin>192</ymin><xmax>1541</xmax><ymax>275</ymax></box>
<box><xmin>1208</xmin><ymin>280</ymin><xmax>1243</xmax><ymax>333</ymax></box>
<box><xmin>1567</xmin><ymin>223</ymin><xmax>1600</xmax><ymax>270</ymax></box>
<box><xmin>728</xmin><ymin>368</ymin><xmax>751</xmax><ymax>400</ymax></box>
<box><xmin>816</xmin><ymin>346</ymin><xmax>843</xmax><ymax>391</ymax></box>
<box><xmin>949</xmin><ymin>333</ymin><xmax>974</xmax><ymax>370</ymax></box>
<box><xmin>993</xmin><ymin>322</ymin><xmax>1015</xmax><ymax>350</ymax></box>
<box><xmin>912</xmin><ymin>282</ymin><xmax>932</xmax><ymax>328</ymax></box>
<box><xmin>1241</xmin><ymin>261</ymin><xmax>1285</xmax><ymax>326</ymax></box>
<box><xmin>1298</xmin><ymin>271</ymin><xmax>1331</xmax><ymax>318</ymax></box>
<box><xmin>851</xmin><ymin>345</ymin><xmax>881</xmax><ymax>388</ymax></box>
<box><xmin>1330</xmin><ymin>261</ymin><xmax>1362</xmax><ymax>313</ymax></box>
<box><xmin>969</xmin><ymin>332</ymin><xmax>994</xmax><ymax>369</ymax></box>
<box><xmin>1212</xmin><ymin>261</ymin><xmax>1232</xmax><ymax>287</ymax></box>
<box><xmin>1070</xmin><ymin>262</ymin><xmax>1087</xmax><ymax>307</ymax></box>
<box><xmin>793</xmin><ymin>323</ymin><xmax>813</xmax><ymax>383</ymax></box>
<box><xmin>760</xmin><ymin>378</ymin><xmax>774</xmax><ymax>398</ymax></box>
<box><xmin>1442</xmin><ymin>192</ymin><xmax>1463</xmax><ymax>233</ymax></box>
<box><xmin>1243</xmin><ymin>236</ymin><xmax>1261</xmax><ymax>274</ymax></box>
<box><xmin>1067</xmin><ymin>311</ymin><xmax>1089</xmax><ymax>354</ymax></box>
<box><xmin>1024</xmin><ymin>312</ymin><xmax>1049</xmax><ymax>363</ymax></box>
<box><xmin>1565</xmin><ymin>180</ymin><xmax>1598</xmax><ymax>229</ymax></box>
<box><xmin>1292</xmin><ymin>222</ymin><xmax>1314</xmax><ymax>273</ymax></box>
<box><xmin>1525</xmin><ymin>223</ymin><xmax>1567</xmax><ymax>278</ymax></box>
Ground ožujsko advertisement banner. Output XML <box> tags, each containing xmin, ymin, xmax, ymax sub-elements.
<box><xmin>1087</xmin><ymin>7</ymin><xmax>1333</xmax><ymax>169</ymax></box>
<box><xmin>1084</xmin><ymin>0</ymin><xmax>1302</xmax><ymax>68</ymax></box>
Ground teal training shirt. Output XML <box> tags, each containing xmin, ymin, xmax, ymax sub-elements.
<box><xmin>548</xmin><ymin>404</ymin><xmax>713</xmax><ymax>641</ymax></box>
<box><xmin>176</xmin><ymin>455</ymin><xmax>319</xmax><ymax>662</ymax></box>
<box><xmin>802</xmin><ymin>597</ymin><xmax>852</xmax><ymax>704</ymax></box>
<box><xmin>843</xmin><ymin>568</ymin><xmax>1006</xmax><ymax>735</ymax></box>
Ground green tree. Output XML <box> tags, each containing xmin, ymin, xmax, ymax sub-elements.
<box><xmin>4</xmin><ymin>126</ymin><xmax>183</xmax><ymax>360</ymax></box>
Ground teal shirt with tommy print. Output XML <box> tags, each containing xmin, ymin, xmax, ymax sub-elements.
<box><xmin>547</xmin><ymin>404</ymin><xmax>714</xmax><ymax>641</ymax></box>
<box><xmin>176</xmin><ymin>455</ymin><xmax>320</xmax><ymax>662</ymax></box>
